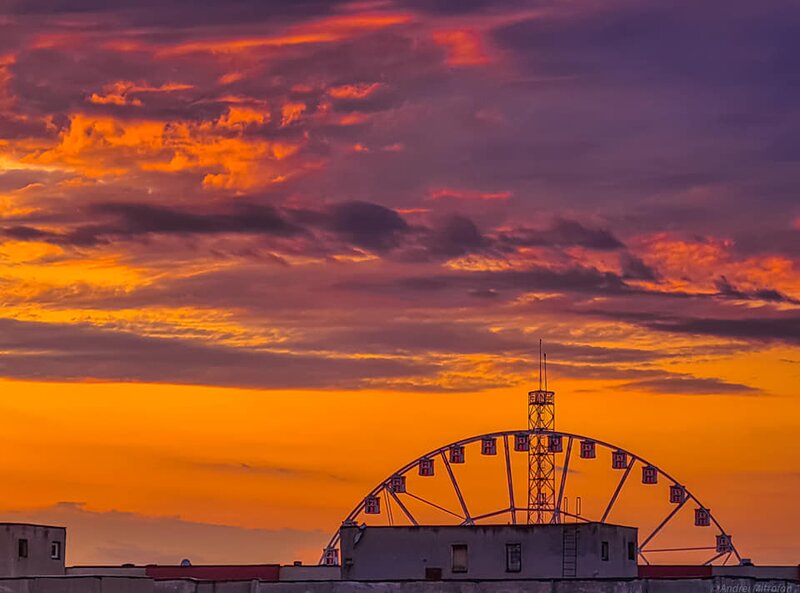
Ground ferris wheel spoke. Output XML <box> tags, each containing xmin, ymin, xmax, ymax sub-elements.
<box><xmin>383</xmin><ymin>489</ymin><xmax>394</xmax><ymax>525</ymax></box>
<box><xmin>388</xmin><ymin>489</ymin><xmax>419</xmax><ymax>526</ymax></box>
<box><xmin>639</xmin><ymin>496</ymin><xmax>687</xmax><ymax>551</ymax></box>
<box><xmin>469</xmin><ymin>507</ymin><xmax>513</xmax><ymax>523</ymax></box>
<box><xmin>600</xmin><ymin>457</ymin><xmax>635</xmax><ymax>523</ymax></box>
<box><xmin>703</xmin><ymin>551</ymin><xmax>728</xmax><ymax>566</ymax></box>
<box><xmin>645</xmin><ymin>546</ymin><xmax>714</xmax><ymax>552</ymax></box>
<box><xmin>440</xmin><ymin>450</ymin><xmax>473</xmax><ymax>524</ymax></box>
<box><xmin>554</xmin><ymin>436</ymin><xmax>573</xmax><ymax>523</ymax></box>
<box><xmin>319</xmin><ymin>531</ymin><xmax>342</xmax><ymax>564</ymax></box>
<box><xmin>638</xmin><ymin>550</ymin><xmax>650</xmax><ymax>566</ymax></box>
<box><xmin>404</xmin><ymin>490</ymin><xmax>465</xmax><ymax>521</ymax></box>
<box><xmin>503</xmin><ymin>435</ymin><xmax>517</xmax><ymax>525</ymax></box>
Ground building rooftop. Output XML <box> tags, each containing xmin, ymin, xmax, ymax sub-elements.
<box><xmin>0</xmin><ymin>522</ymin><xmax>66</xmax><ymax>530</ymax></box>
<box><xmin>346</xmin><ymin>522</ymin><xmax>637</xmax><ymax>530</ymax></box>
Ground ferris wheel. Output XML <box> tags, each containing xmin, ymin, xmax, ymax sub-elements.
<box><xmin>320</xmin><ymin>377</ymin><xmax>742</xmax><ymax>568</ymax></box>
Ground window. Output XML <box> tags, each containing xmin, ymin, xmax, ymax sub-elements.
<box><xmin>601</xmin><ymin>541</ymin><xmax>609</xmax><ymax>561</ymax></box>
<box><xmin>18</xmin><ymin>539</ymin><xmax>28</xmax><ymax>559</ymax></box>
<box><xmin>451</xmin><ymin>544</ymin><xmax>468</xmax><ymax>573</ymax></box>
<box><xmin>628</xmin><ymin>541</ymin><xmax>636</xmax><ymax>561</ymax></box>
<box><xmin>425</xmin><ymin>567</ymin><xmax>442</xmax><ymax>580</ymax></box>
<box><xmin>50</xmin><ymin>541</ymin><xmax>62</xmax><ymax>560</ymax></box>
<box><xmin>506</xmin><ymin>543</ymin><xmax>522</xmax><ymax>572</ymax></box>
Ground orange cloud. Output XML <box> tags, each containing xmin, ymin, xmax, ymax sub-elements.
<box><xmin>101</xmin><ymin>39</ymin><xmax>148</xmax><ymax>53</ymax></box>
<box><xmin>30</xmin><ymin>32</ymin><xmax>86</xmax><ymax>50</ymax></box>
<box><xmin>429</xmin><ymin>187</ymin><xmax>511</xmax><ymax>201</ymax></box>
<box><xmin>0</xmin><ymin>53</ymin><xmax>16</xmax><ymax>111</ymax></box>
<box><xmin>634</xmin><ymin>233</ymin><xmax>800</xmax><ymax>298</ymax></box>
<box><xmin>218</xmin><ymin>72</ymin><xmax>246</xmax><ymax>85</ymax></box>
<box><xmin>432</xmin><ymin>29</ymin><xmax>489</xmax><ymax>66</ymax></box>
<box><xmin>159</xmin><ymin>12</ymin><xmax>413</xmax><ymax>56</ymax></box>
<box><xmin>281</xmin><ymin>102</ymin><xmax>306</xmax><ymax>127</ymax></box>
<box><xmin>15</xmin><ymin>109</ymin><xmax>299</xmax><ymax>189</ymax></box>
<box><xmin>216</xmin><ymin>106</ymin><xmax>271</xmax><ymax>129</ymax></box>
<box><xmin>88</xmin><ymin>81</ymin><xmax>193</xmax><ymax>107</ymax></box>
<box><xmin>328</xmin><ymin>83</ymin><xmax>382</xmax><ymax>99</ymax></box>
<box><xmin>337</xmin><ymin>113</ymin><xmax>369</xmax><ymax>126</ymax></box>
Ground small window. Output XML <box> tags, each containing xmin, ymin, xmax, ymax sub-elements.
<box><xmin>506</xmin><ymin>543</ymin><xmax>522</xmax><ymax>572</ymax></box>
<box><xmin>18</xmin><ymin>539</ymin><xmax>28</xmax><ymax>559</ymax></box>
<box><xmin>628</xmin><ymin>541</ymin><xmax>636</xmax><ymax>561</ymax></box>
<box><xmin>425</xmin><ymin>567</ymin><xmax>442</xmax><ymax>580</ymax></box>
<box><xmin>451</xmin><ymin>544</ymin><xmax>468</xmax><ymax>573</ymax></box>
<box><xmin>601</xmin><ymin>541</ymin><xmax>609</xmax><ymax>561</ymax></box>
<box><xmin>50</xmin><ymin>541</ymin><xmax>62</xmax><ymax>560</ymax></box>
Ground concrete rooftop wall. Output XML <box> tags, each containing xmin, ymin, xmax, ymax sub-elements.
<box><xmin>151</xmin><ymin>579</ymin><xmax>797</xmax><ymax>593</ymax></box>
<box><xmin>0</xmin><ymin>576</ymin><xmax>153</xmax><ymax>593</ymax></box>
<box><xmin>0</xmin><ymin>576</ymin><xmax>796</xmax><ymax>593</ymax></box>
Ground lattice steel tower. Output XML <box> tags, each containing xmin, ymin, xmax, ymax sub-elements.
<box><xmin>527</xmin><ymin>343</ymin><xmax>556</xmax><ymax>524</ymax></box>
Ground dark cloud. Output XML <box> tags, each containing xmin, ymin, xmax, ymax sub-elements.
<box><xmin>542</xmin><ymin>343</ymin><xmax>665</xmax><ymax>365</ymax></box>
<box><xmin>0</xmin><ymin>318</ymin><xmax>433</xmax><ymax>389</ymax></box>
<box><xmin>91</xmin><ymin>201</ymin><xmax>301</xmax><ymax>237</ymax></box>
<box><xmin>308</xmin><ymin>321</ymin><xmax>525</xmax><ymax>355</ymax></box>
<box><xmin>585</xmin><ymin>310</ymin><xmax>800</xmax><ymax>346</ymax></box>
<box><xmin>401</xmin><ymin>0</ymin><xmax>530</xmax><ymax>15</ymax></box>
<box><xmin>620</xmin><ymin>253</ymin><xmax>659</xmax><ymax>281</ymax></box>
<box><xmin>422</xmin><ymin>214</ymin><xmax>487</xmax><ymax>259</ymax></box>
<box><xmin>191</xmin><ymin>461</ymin><xmax>354</xmax><ymax>484</ymax></box>
<box><xmin>619</xmin><ymin>376</ymin><xmax>758</xmax><ymax>395</ymax></box>
<box><xmin>0</xmin><ymin>225</ymin><xmax>59</xmax><ymax>241</ymax></box>
<box><xmin>3</xmin><ymin>0</ymin><xmax>350</xmax><ymax>27</ymax></box>
<box><xmin>499</xmin><ymin>219</ymin><xmax>625</xmax><ymax>251</ymax></box>
<box><xmin>714</xmin><ymin>276</ymin><xmax>799</xmax><ymax>304</ymax></box>
<box><xmin>326</xmin><ymin>201</ymin><xmax>410</xmax><ymax>253</ymax></box>
<box><xmin>293</xmin><ymin>321</ymin><xmax>567</xmax><ymax>358</ymax></box>
<box><xmin>394</xmin><ymin>265</ymin><xmax>632</xmax><ymax>296</ymax></box>
<box><xmin>648</xmin><ymin>316</ymin><xmax>800</xmax><ymax>345</ymax></box>
<box><xmin>16</xmin><ymin>200</ymin><xmax>631</xmax><ymax>265</ymax></box>
<box><xmin>2</xmin><ymin>202</ymin><xmax>303</xmax><ymax>246</ymax></box>
<box><xmin>543</xmin><ymin>362</ymin><xmax>666</xmax><ymax>382</ymax></box>
<box><xmin>305</xmin><ymin>321</ymin><xmax>667</xmax><ymax>362</ymax></box>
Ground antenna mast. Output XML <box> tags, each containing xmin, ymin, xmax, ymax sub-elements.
<box><xmin>527</xmin><ymin>341</ymin><xmax>556</xmax><ymax>524</ymax></box>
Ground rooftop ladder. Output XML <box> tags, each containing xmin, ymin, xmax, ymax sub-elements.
<box><xmin>562</xmin><ymin>525</ymin><xmax>578</xmax><ymax>578</ymax></box>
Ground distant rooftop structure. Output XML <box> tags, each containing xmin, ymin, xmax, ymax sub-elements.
<box><xmin>0</xmin><ymin>522</ymin><xmax>65</xmax><ymax>578</ymax></box>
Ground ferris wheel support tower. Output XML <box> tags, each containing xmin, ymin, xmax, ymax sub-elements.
<box><xmin>528</xmin><ymin>345</ymin><xmax>557</xmax><ymax>524</ymax></box>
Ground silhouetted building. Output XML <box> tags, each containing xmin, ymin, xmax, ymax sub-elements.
<box><xmin>339</xmin><ymin>523</ymin><xmax>638</xmax><ymax>580</ymax></box>
<box><xmin>0</xmin><ymin>523</ymin><xmax>66</xmax><ymax>577</ymax></box>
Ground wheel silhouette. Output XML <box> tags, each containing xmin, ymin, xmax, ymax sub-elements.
<box><xmin>320</xmin><ymin>429</ymin><xmax>740</xmax><ymax>567</ymax></box>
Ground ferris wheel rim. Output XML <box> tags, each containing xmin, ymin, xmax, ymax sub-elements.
<box><xmin>321</xmin><ymin>428</ymin><xmax>740</xmax><ymax>565</ymax></box>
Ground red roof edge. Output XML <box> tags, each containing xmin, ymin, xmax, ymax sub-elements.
<box><xmin>638</xmin><ymin>565</ymin><xmax>713</xmax><ymax>579</ymax></box>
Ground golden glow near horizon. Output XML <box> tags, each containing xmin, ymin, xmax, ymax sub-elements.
<box><xmin>1</xmin><ymin>370</ymin><xmax>798</xmax><ymax>564</ymax></box>
<box><xmin>0</xmin><ymin>0</ymin><xmax>798</xmax><ymax>569</ymax></box>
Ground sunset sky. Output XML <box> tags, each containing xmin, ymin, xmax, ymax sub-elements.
<box><xmin>0</xmin><ymin>0</ymin><xmax>798</xmax><ymax>567</ymax></box>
